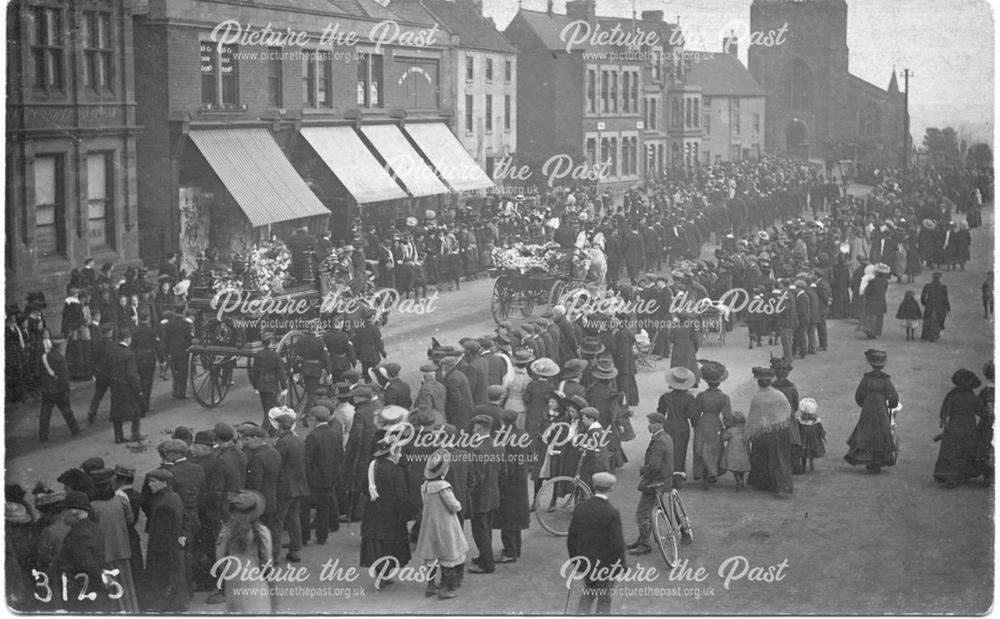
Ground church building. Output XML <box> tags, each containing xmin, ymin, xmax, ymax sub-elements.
<box><xmin>748</xmin><ymin>0</ymin><xmax>905</xmax><ymax>167</ymax></box>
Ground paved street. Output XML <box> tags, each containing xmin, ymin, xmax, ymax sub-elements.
<box><xmin>5</xmin><ymin>200</ymin><xmax>993</xmax><ymax>614</ymax></box>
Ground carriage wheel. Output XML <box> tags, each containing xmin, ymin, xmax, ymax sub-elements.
<box><xmin>491</xmin><ymin>276</ymin><xmax>513</xmax><ymax>323</ymax></box>
<box><xmin>189</xmin><ymin>352</ymin><xmax>235</xmax><ymax>408</ymax></box>
<box><xmin>276</xmin><ymin>330</ymin><xmax>307</xmax><ymax>413</ymax></box>
<box><xmin>548</xmin><ymin>280</ymin><xmax>566</xmax><ymax>308</ymax></box>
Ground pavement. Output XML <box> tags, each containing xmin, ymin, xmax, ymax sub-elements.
<box><xmin>5</xmin><ymin>188</ymin><xmax>993</xmax><ymax>614</ymax></box>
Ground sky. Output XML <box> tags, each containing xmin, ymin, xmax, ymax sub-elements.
<box><xmin>482</xmin><ymin>0</ymin><xmax>995</xmax><ymax>148</ymax></box>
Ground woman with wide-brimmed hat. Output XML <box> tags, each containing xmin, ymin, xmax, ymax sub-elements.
<box><xmin>360</xmin><ymin>439</ymin><xmax>412</xmax><ymax>588</ymax></box>
<box><xmin>657</xmin><ymin>367</ymin><xmax>699</xmax><ymax>486</ymax></box>
<box><xmin>215</xmin><ymin>491</ymin><xmax>273</xmax><ymax>612</ymax></box>
<box><xmin>933</xmin><ymin>368</ymin><xmax>986</xmax><ymax>488</ymax></box>
<box><xmin>844</xmin><ymin>349</ymin><xmax>899</xmax><ymax>473</ymax></box>
<box><xmin>745</xmin><ymin>367</ymin><xmax>794</xmax><ymax>498</ymax></box>
<box><xmin>693</xmin><ymin>362</ymin><xmax>732</xmax><ymax>488</ymax></box>
<box><xmin>587</xmin><ymin>356</ymin><xmax>628</xmax><ymax>470</ymax></box>
<box><xmin>414</xmin><ymin>449</ymin><xmax>468</xmax><ymax>600</ymax></box>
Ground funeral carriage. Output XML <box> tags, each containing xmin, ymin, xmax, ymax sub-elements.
<box><xmin>488</xmin><ymin>244</ymin><xmax>596</xmax><ymax>324</ymax></box>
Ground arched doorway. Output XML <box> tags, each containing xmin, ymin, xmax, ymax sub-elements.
<box><xmin>786</xmin><ymin>120</ymin><xmax>807</xmax><ymax>151</ymax></box>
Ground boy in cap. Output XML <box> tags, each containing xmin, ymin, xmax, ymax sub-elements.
<box><xmin>305</xmin><ymin>406</ymin><xmax>343</xmax><ymax>544</ymax></box>
<box><xmin>467</xmin><ymin>414</ymin><xmax>504</xmax><ymax>574</ymax></box>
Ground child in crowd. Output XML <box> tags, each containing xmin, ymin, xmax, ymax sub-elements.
<box><xmin>795</xmin><ymin>398</ymin><xmax>826</xmax><ymax>472</ymax></box>
<box><xmin>895</xmin><ymin>289</ymin><xmax>923</xmax><ymax>341</ymax></box>
<box><xmin>721</xmin><ymin>411</ymin><xmax>750</xmax><ymax>491</ymax></box>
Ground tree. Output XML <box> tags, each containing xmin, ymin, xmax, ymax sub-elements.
<box><xmin>966</xmin><ymin>142</ymin><xmax>993</xmax><ymax>168</ymax></box>
<box><xmin>922</xmin><ymin>127</ymin><xmax>962</xmax><ymax>165</ymax></box>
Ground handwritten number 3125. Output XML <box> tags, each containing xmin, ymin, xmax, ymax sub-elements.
<box><xmin>30</xmin><ymin>569</ymin><xmax>124</xmax><ymax>603</ymax></box>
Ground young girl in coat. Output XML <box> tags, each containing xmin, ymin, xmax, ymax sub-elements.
<box><xmin>895</xmin><ymin>289</ymin><xmax>923</xmax><ymax>341</ymax></box>
<box><xmin>720</xmin><ymin>411</ymin><xmax>750</xmax><ymax>490</ymax></box>
<box><xmin>414</xmin><ymin>449</ymin><xmax>468</xmax><ymax>600</ymax></box>
<box><xmin>795</xmin><ymin>398</ymin><xmax>826</xmax><ymax>472</ymax></box>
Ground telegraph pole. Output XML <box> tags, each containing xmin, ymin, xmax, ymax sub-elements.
<box><xmin>902</xmin><ymin>68</ymin><xmax>910</xmax><ymax>170</ymax></box>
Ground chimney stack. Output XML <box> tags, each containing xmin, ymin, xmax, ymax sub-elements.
<box><xmin>641</xmin><ymin>10</ymin><xmax>663</xmax><ymax>23</ymax></box>
<box><xmin>723</xmin><ymin>29</ymin><xmax>739</xmax><ymax>57</ymax></box>
<box><xmin>565</xmin><ymin>0</ymin><xmax>596</xmax><ymax>26</ymax></box>
<box><xmin>546</xmin><ymin>0</ymin><xmax>553</xmax><ymax>14</ymax></box>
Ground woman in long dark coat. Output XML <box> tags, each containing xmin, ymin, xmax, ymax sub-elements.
<box><xmin>360</xmin><ymin>440</ymin><xmax>411</xmax><ymax>587</ymax></box>
<box><xmin>933</xmin><ymin>369</ymin><xmax>985</xmax><ymax>488</ymax></box>
<box><xmin>657</xmin><ymin>367</ymin><xmax>699</xmax><ymax>485</ymax></box>
<box><xmin>612</xmin><ymin>317</ymin><xmax>639</xmax><ymax>406</ymax></box>
<box><xmin>845</xmin><ymin>349</ymin><xmax>899</xmax><ymax>473</ymax></box>
<box><xmin>493</xmin><ymin>410</ymin><xmax>530</xmax><ymax>562</ymax></box>
<box><xmin>830</xmin><ymin>254</ymin><xmax>852</xmax><ymax>318</ymax></box>
<box><xmin>948</xmin><ymin>221</ymin><xmax>971</xmax><ymax>270</ymax></box>
<box><xmin>918</xmin><ymin>221</ymin><xmax>938</xmax><ymax>268</ymax></box>
<box><xmin>62</xmin><ymin>289</ymin><xmax>90</xmax><ymax>380</ymax></box>
<box><xmin>859</xmin><ymin>267</ymin><xmax>889</xmax><ymax>338</ymax></box>
<box><xmin>745</xmin><ymin>367</ymin><xmax>793</xmax><ymax>498</ymax></box>
<box><xmin>905</xmin><ymin>230</ymin><xmax>923</xmax><ymax>283</ymax></box>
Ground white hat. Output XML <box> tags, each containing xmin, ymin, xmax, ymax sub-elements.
<box><xmin>267</xmin><ymin>405</ymin><xmax>296</xmax><ymax>423</ymax></box>
<box><xmin>378</xmin><ymin>405</ymin><xmax>408</xmax><ymax>426</ymax></box>
<box><xmin>172</xmin><ymin>279</ymin><xmax>191</xmax><ymax>296</ymax></box>
<box><xmin>405</xmin><ymin>216</ymin><xmax>417</xmax><ymax>227</ymax></box>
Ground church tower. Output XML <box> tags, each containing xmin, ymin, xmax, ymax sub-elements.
<box><xmin>748</xmin><ymin>0</ymin><xmax>850</xmax><ymax>158</ymax></box>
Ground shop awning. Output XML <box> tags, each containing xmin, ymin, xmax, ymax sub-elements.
<box><xmin>360</xmin><ymin>124</ymin><xmax>449</xmax><ymax>198</ymax></box>
<box><xmin>188</xmin><ymin>128</ymin><xmax>329</xmax><ymax>227</ymax></box>
<box><xmin>300</xmin><ymin>126</ymin><xmax>408</xmax><ymax>204</ymax></box>
<box><xmin>405</xmin><ymin>122</ymin><xmax>495</xmax><ymax>192</ymax></box>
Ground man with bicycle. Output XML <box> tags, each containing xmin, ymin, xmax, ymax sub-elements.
<box><xmin>628</xmin><ymin>412</ymin><xmax>688</xmax><ymax>555</ymax></box>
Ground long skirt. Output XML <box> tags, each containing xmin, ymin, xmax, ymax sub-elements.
<box><xmin>857</xmin><ymin>312</ymin><xmax>883</xmax><ymax>337</ymax></box>
<box><xmin>66</xmin><ymin>337</ymin><xmax>92</xmax><ymax>381</ymax></box>
<box><xmin>844</xmin><ymin>407</ymin><xmax>896</xmax><ymax>467</ymax></box>
<box><xmin>692</xmin><ymin>433</ymin><xmax>723</xmax><ymax>480</ymax></box>
<box><xmin>666</xmin><ymin>423</ymin><xmax>690</xmax><ymax>477</ymax></box>
<box><xmin>747</xmin><ymin>427</ymin><xmax>794</xmax><ymax>494</ymax></box>
<box><xmin>618</xmin><ymin>373</ymin><xmax>639</xmax><ymax>406</ymax></box>
<box><xmin>921</xmin><ymin>310</ymin><xmax>943</xmax><ymax>342</ymax></box>
<box><xmin>360</xmin><ymin>537</ymin><xmax>412</xmax><ymax>569</ymax></box>
<box><xmin>108</xmin><ymin>558</ymin><xmax>140</xmax><ymax>614</ymax></box>
<box><xmin>933</xmin><ymin>427</ymin><xmax>978</xmax><ymax>485</ymax></box>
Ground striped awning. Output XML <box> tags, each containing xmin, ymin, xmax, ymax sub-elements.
<box><xmin>300</xmin><ymin>126</ymin><xmax>408</xmax><ymax>204</ymax></box>
<box><xmin>188</xmin><ymin>128</ymin><xmax>329</xmax><ymax>227</ymax></box>
<box><xmin>360</xmin><ymin>124</ymin><xmax>449</xmax><ymax>198</ymax></box>
<box><xmin>405</xmin><ymin>122</ymin><xmax>495</xmax><ymax>192</ymax></box>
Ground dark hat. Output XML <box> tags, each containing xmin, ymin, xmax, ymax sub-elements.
<box><xmin>194</xmin><ymin>430</ymin><xmax>217</xmax><ymax>447</ymax></box>
<box><xmin>240</xmin><ymin>425</ymin><xmax>268</xmax><ymax>439</ymax></box>
<box><xmin>379</xmin><ymin>362</ymin><xmax>401</xmax><ymax>377</ymax></box>
<box><xmin>564</xmin><ymin>394</ymin><xmax>589</xmax><ymax>410</ymax></box>
<box><xmin>353</xmin><ymin>385</ymin><xmax>375</xmax><ymax>400</ymax></box>
<box><xmin>769</xmin><ymin>356</ymin><xmax>793</xmax><ymax>372</ymax></box>
<box><xmin>864</xmin><ymin>349</ymin><xmax>887</xmax><ymax>367</ymax></box>
<box><xmin>477</xmin><ymin>337</ymin><xmax>494</xmax><ymax>350</ymax></box>
<box><xmin>372</xmin><ymin>438</ymin><xmax>395</xmax><ymax>458</ymax></box>
<box><xmin>35</xmin><ymin>491</ymin><xmax>66</xmax><ymax>509</ymax></box>
<box><xmin>145</xmin><ymin>468</ymin><xmax>174</xmax><ymax>483</ymax></box>
<box><xmin>699</xmin><ymin>362</ymin><xmax>729</xmax><ymax>383</ymax></box>
<box><xmin>592</xmin><ymin>357</ymin><xmax>618</xmax><ymax>380</ymax></box>
<box><xmin>932</xmin><ymin>271</ymin><xmax>943</xmax><ymax>279</ymax></box>
<box><xmin>952</xmin><ymin>368</ymin><xmax>982</xmax><ymax>390</ymax></box>
<box><xmin>499</xmin><ymin>409</ymin><xmax>519</xmax><ymax>425</ymax></box>
<box><xmin>580</xmin><ymin>406</ymin><xmax>600</xmax><ymax>419</ymax></box>
<box><xmin>646</xmin><ymin>412</ymin><xmax>667</xmax><ymax>425</ymax></box>
<box><xmin>62</xmin><ymin>490</ymin><xmax>92</xmax><ymax>513</ymax></box>
<box><xmin>80</xmin><ymin>457</ymin><xmax>106</xmax><ymax>474</ymax></box>
<box><xmin>462</xmin><ymin>339</ymin><xmax>482</xmax><ymax>353</ymax></box>
<box><xmin>332</xmin><ymin>382</ymin><xmax>354</xmax><ymax>400</ymax></box>
<box><xmin>57</xmin><ymin>469</ymin><xmax>94</xmax><ymax>494</ymax></box>
<box><xmin>470</xmin><ymin>414</ymin><xmax>494</xmax><ymax>429</ymax></box>
<box><xmin>487</xmin><ymin>384</ymin><xmax>507</xmax><ymax>401</ymax></box>
<box><xmin>171</xmin><ymin>426</ymin><xmax>193</xmax><ymax>444</ymax></box>
<box><xmin>410</xmin><ymin>409</ymin><xmax>437</xmax><ymax>428</ymax></box>
<box><xmin>88</xmin><ymin>468</ymin><xmax>115</xmax><ymax>486</ymax></box>
<box><xmin>580</xmin><ymin>336</ymin><xmax>605</xmax><ymax>356</ymax></box>
<box><xmin>562</xmin><ymin>358</ymin><xmax>588</xmax><ymax>378</ymax></box>
<box><xmin>752</xmin><ymin>366</ymin><xmax>776</xmax><ymax>379</ymax></box>
<box><xmin>513</xmin><ymin>348</ymin><xmax>536</xmax><ymax>365</ymax></box>
<box><xmin>418</xmin><ymin>363</ymin><xmax>437</xmax><ymax>373</ymax></box>
<box><xmin>227</xmin><ymin>490</ymin><xmax>266</xmax><ymax>523</ymax></box>
<box><xmin>100</xmin><ymin>323</ymin><xmax>115</xmax><ymax>336</ymax></box>
<box><xmin>113</xmin><ymin>465</ymin><xmax>135</xmax><ymax>480</ymax></box>
<box><xmin>159</xmin><ymin>438</ymin><xmax>189</xmax><ymax>455</ymax></box>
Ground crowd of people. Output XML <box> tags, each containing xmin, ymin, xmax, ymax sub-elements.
<box><xmin>5</xmin><ymin>154</ymin><xmax>993</xmax><ymax>613</ymax></box>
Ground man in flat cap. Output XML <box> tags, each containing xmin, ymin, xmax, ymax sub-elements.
<box><xmin>143</xmin><ymin>469</ymin><xmax>188</xmax><ymax>612</ymax></box>
<box><xmin>468</xmin><ymin>414</ymin><xmax>504</xmax><ymax>574</ymax></box>
<box><xmin>441</xmin><ymin>355</ymin><xmax>474</xmax><ymax>431</ymax></box>
<box><xmin>567</xmin><ymin>472</ymin><xmax>626</xmax><ymax>614</ymax></box>
<box><xmin>628</xmin><ymin>413</ymin><xmax>678</xmax><ymax>556</ymax></box>
<box><xmin>414</xmin><ymin>363</ymin><xmax>446</xmax><ymax>424</ymax></box>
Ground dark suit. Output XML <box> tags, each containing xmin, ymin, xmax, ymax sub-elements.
<box><xmin>382</xmin><ymin>377</ymin><xmax>412</xmax><ymax>409</ymax></box>
<box><xmin>555</xmin><ymin>315</ymin><xmax>579</xmax><ymax>361</ymax></box>
<box><xmin>567</xmin><ymin>495</ymin><xmax>627</xmax><ymax>614</ymax></box>
<box><xmin>295</xmin><ymin>333</ymin><xmax>328</xmax><ymax>416</ymax></box>
<box><xmin>323</xmin><ymin>329</ymin><xmax>356</xmax><ymax>384</ymax></box>
<box><xmin>107</xmin><ymin>342</ymin><xmax>143</xmax><ymax>442</ymax></box>
<box><xmin>442</xmin><ymin>366</ymin><xmax>474</xmax><ymax>429</ymax></box>
<box><xmin>246</xmin><ymin>443</ymin><xmax>281</xmax><ymax>545</ymax></box>
<box><xmin>249</xmin><ymin>347</ymin><xmax>287</xmax><ymax>434</ymax></box>
<box><xmin>163</xmin><ymin>315</ymin><xmax>193</xmax><ymax>398</ymax></box>
<box><xmin>343</xmin><ymin>400</ymin><xmax>378</xmax><ymax>519</ymax></box>
<box><xmin>144</xmin><ymin>488</ymin><xmax>187</xmax><ymax>612</ymax></box>
<box><xmin>305</xmin><ymin>421</ymin><xmax>344</xmax><ymax>543</ymax></box>
<box><xmin>88</xmin><ymin>334</ymin><xmax>115</xmax><ymax>419</ymax></box>
<box><xmin>131</xmin><ymin>324</ymin><xmax>159</xmax><ymax>412</ymax></box>
<box><xmin>38</xmin><ymin>348</ymin><xmax>80</xmax><ymax>440</ymax></box>
<box><xmin>274</xmin><ymin>430</ymin><xmax>309</xmax><ymax>558</ymax></box>
<box><xmin>353</xmin><ymin>323</ymin><xmax>386</xmax><ymax>380</ymax></box>
<box><xmin>635</xmin><ymin>431</ymin><xmax>674</xmax><ymax>547</ymax></box>
<box><xmin>921</xmin><ymin>280</ymin><xmax>951</xmax><ymax>330</ymax></box>
<box><xmin>468</xmin><ymin>435</ymin><xmax>504</xmax><ymax>571</ymax></box>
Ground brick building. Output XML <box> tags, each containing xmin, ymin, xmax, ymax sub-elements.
<box><xmin>505</xmin><ymin>0</ymin><xmax>655</xmax><ymax>192</ymax></box>
<box><xmin>687</xmin><ymin>50</ymin><xmax>766</xmax><ymax>163</ymax></box>
<box><xmin>6</xmin><ymin>0</ymin><xmax>141</xmax><ymax>314</ymax></box>
<box><xmin>133</xmin><ymin>0</ymin><xmax>493</xmax><ymax>264</ymax></box>
<box><xmin>748</xmin><ymin>0</ymin><xmax>904</xmax><ymax>166</ymax></box>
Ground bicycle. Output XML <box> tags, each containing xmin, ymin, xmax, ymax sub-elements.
<box><xmin>648</xmin><ymin>481</ymin><xmax>694</xmax><ymax>568</ymax></box>
<box><xmin>533</xmin><ymin>470</ymin><xmax>593</xmax><ymax>536</ymax></box>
